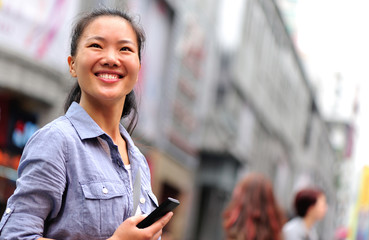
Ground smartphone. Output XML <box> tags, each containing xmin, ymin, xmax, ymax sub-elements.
<box><xmin>137</xmin><ymin>197</ymin><xmax>180</xmax><ymax>229</ymax></box>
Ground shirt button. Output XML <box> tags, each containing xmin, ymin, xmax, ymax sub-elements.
<box><xmin>5</xmin><ymin>208</ymin><xmax>11</xmax><ymax>214</ymax></box>
<box><xmin>102</xmin><ymin>187</ymin><xmax>108</xmax><ymax>194</ymax></box>
<box><xmin>140</xmin><ymin>197</ymin><xmax>145</xmax><ymax>204</ymax></box>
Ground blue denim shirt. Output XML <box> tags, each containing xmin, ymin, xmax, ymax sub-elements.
<box><xmin>0</xmin><ymin>102</ymin><xmax>159</xmax><ymax>240</ymax></box>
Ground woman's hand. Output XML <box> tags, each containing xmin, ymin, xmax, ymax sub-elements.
<box><xmin>108</xmin><ymin>212</ymin><xmax>173</xmax><ymax>240</ymax></box>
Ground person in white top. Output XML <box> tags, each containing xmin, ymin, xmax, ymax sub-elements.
<box><xmin>283</xmin><ymin>187</ymin><xmax>328</xmax><ymax>240</ymax></box>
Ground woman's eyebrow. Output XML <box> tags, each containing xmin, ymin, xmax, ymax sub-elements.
<box><xmin>117</xmin><ymin>39</ymin><xmax>135</xmax><ymax>45</ymax></box>
<box><xmin>86</xmin><ymin>36</ymin><xmax>136</xmax><ymax>45</ymax></box>
<box><xmin>85</xmin><ymin>36</ymin><xmax>105</xmax><ymax>42</ymax></box>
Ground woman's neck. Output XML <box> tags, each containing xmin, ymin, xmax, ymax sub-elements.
<box><xmin>303</xmin><ymin>215</ymin><xmax>316</xmax><ymax>230</ymax></box>
<box><xmin>80</xmin><ymin>98</ymin><xmax>124</xmax><ymax>143</ymax></box>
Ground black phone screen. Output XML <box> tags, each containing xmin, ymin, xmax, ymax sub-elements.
<box><xmin>137</xmin><ymin>197</ymin><xmax>180</xmax><ymax>229</ymax></box>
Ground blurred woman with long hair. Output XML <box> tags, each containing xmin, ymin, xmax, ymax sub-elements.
<box><xmin>223</xmin><ymin>173</ymin><xmax>286</xmax><ymax>240</ymax></box>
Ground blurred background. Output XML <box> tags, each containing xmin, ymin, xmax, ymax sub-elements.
<box><xmin>0</xmin><ymin>0</ymin><xmax>368</xmax><ymax>239</ymax></box>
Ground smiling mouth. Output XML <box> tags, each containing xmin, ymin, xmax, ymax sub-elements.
<box><xmin>95</xmin><ymin>73</ymin><xmax>123</xmax><ymax>79</ymax></box>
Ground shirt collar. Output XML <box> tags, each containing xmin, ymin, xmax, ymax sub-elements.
<box><xmin>65</xmin><ymin>102</ymin><xmax>105</xmax><ymax>140</ymax></box>
<box><xmin>65</xmin><ymin>102</ymin><xmax>136</xmax><ymax>149</ymax></box>
<box><xmin>119</xmin><ymin>124</ymin><xmax>136</xmax><ymax>151</ymax></box>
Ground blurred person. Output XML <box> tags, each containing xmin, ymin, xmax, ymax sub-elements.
<box><xmin>223</xmin><ymin>173</ymin><xmax>286</xmax><ymax>240</ymax></box>
<box><xmin>0</xmin><ymin>8</ymin><xmax>173</xmax><ymax>240</ymax></box>
<box><xmin>334</xmin><ymin>226</ymin><xmax>348</xmax><ymax>240</ymax></box>
<box><xmin>283</xmin><ymin>187</ymin><xmax>328</xmax><ymax>240</ymax></box>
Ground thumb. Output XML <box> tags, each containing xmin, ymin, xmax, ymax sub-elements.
<box><xmin>130</xmin><ymin>214</ymin><xmax>148</xmax><ymax>224</ymax></box>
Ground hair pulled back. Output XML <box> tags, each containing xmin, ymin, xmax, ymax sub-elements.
<box><xmin>64</xmin><ymin>8</ymin><xmax>145</xmax><ymax>134</ymax></box>
<box><xmin>294</xmin><ymin>188</ymin><xmax>324</xmax><ymax>217</ymax></box>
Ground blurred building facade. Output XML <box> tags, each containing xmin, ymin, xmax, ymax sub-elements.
<box><xmin>277</xmin><ymin>0</ymin><xmax>358</xmax><ymax>235</ymax></box>
<box><xmin>0</xmin><ymin>0</ymin><xmax>339</xmax><ymax>239</ymax></box>
<box><xmin>0</xmin><ymin>0</ymin><xmax>75</xmax><ymax>214</ymax></box>
<box><xmin>209</xmin><ymin>0</ymin><xmax>337</xmax><ymax>238</ymax></box>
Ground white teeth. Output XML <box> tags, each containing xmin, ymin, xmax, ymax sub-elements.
<box><xmin>98</xmin><ymin>73</ymin><xmax>119</xmax><ymax>79</ymax></box>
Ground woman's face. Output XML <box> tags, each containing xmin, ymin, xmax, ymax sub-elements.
<box><xmin>310</xmin><ymin>194</ymin><xmax>328</xmax><ymax>221</ymax></box>
<box><xmin>68</xmin><ymin>16</ymin><xmax>140</xmax><ymax>106</ymax></box>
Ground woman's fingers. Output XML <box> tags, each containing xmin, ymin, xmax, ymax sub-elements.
<box><xmin>130</xmin><ymin>214</ymin><xmax>148</xmax><ymax>224</ymax></box>
<box><xmin>152</xmin><ymin>229</ymin><xmax>162</xmax><ymax>240</ymax></box>
<box><xmin>110</xmin><ymin>212</ymin><xmax>173</xmax><ymax>240</ymax></box>
<box><xmin>146</xmin><ymin>212</ymin><xmax>173</xmax><ymax>235</ymax></box>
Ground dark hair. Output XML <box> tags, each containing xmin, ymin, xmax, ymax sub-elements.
<box><xmin>223</xmin><ymin>173</ymin><xmax>285</xmax><ymax>240</ymax></box>
<box><xmin>294</xmin><ymin>188</ymin><xmax>324</xmax><ymax>217</ymax></box>
<box><xmin>64</xmin><ymin>8</ymin><xmax>146</xmax><ymax>134</ymax></box>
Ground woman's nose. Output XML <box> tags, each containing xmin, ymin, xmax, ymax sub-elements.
<box><xmin>101</xmin><ymin>49</ymin><xmax>120</xmax><ymax>67</ymax></box>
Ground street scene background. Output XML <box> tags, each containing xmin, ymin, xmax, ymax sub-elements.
<box><xmin>0</xmin><ymin>0</ymin><xmax>368</xmax><ymax>239</ymax></box>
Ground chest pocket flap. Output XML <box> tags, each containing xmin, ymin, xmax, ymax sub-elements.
<box><xmin>81</xmin><ymin>181</ymin><xmax>127</xmax><ymax>200</ymax></box>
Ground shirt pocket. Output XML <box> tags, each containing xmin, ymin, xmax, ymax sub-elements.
<box><xmin>139</xmin><ymin>189</ymin><xmax>159</xmax><ymax>215</ymax></box>
<box><xmin>80</xmin><ymin>180</ymin><xmax>128</xmax><ymax>238</ymax></box>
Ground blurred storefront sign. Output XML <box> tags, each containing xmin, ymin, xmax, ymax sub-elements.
<box><xmin>0</xmin><ymin>0</ymin><xmax>78</xmax><ymax>70</ymax></box>
<box><xmin>0</xmin><ymin>150</ymin><xmax>20</xmax><ymax>173</ymax></box>
<box><xmin>167</xmin><ymin>15</ymin><xmax>205</xmax><ymax>154</ymax></box>
<box><xmin>0</xmin><ymin>95</ymin><xmax>38</xmax><ymax>171</ymax></box>
<box><xmin>349</xmin><ymin>166</ymin><xmax>369</xmax><ymax>240</ymax></box>
<box><xmin>0</xmin><ymin>97</ymin><xmax>38</xmax><ymax>152</ymax></box>
<box><xmin>12</xmin><ymin>120</ymin><xmax>37</xmax><ymax>149</ymax></box>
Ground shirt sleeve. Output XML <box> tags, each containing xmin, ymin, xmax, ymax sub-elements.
<box><xmin>283</xmin><ymin>222</ymin><xmax>301</xmax><ymax>240</ymax></box>
<box><xmin>0</xmin><ymin>124</ymin><xmax>67</xmax><ymax>239</ymax></box>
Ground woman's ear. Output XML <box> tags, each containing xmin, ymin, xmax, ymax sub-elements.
<box><xmin>68</xmin><ymin>56</ymin><xmax>77</xmax><ymax>77</ymax></box>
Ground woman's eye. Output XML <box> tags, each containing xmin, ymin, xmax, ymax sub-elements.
<box><xmin>89</xmin><ymin>43</ymin><xmax>101</xmax><ymax>48</ymax></box>
<box><xmin>120</xmin><ymin>47</ymin><xmax>131</xmax><ymax>52</ymax></box>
